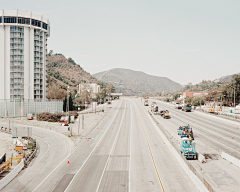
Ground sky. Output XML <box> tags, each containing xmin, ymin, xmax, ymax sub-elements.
<box><xmin>2</xmin><ymin>0</ymin><xmax>240</xmax><ymax>85</ymax></box>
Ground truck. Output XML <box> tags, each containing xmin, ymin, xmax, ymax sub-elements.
<box><xmin>178</xmin><ymin>125</ymin><xmax>194</xmax><ymax>139</ymax></box>
<box><xmin>144</xmin><ymin>100</ymin><xmax>149</xmax><ymax>106</ymax></box>
<box><xmin>180</xmin><ymin>138</ymin><xmax>197</xmax><ymax>160</ymax></box>
<box><xmin>182</xmin><ymin>104</ymin><xmax>192</xmax><ymax>112</ymax></box>
<box><xmin>151</xmin><ymin>104</ymin><xmax>158</xmax><ymax>112</ymax></box>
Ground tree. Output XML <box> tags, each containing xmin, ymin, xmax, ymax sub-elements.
<box><xmin>63</xmin><ymin>95</ymin><xmax>67</xmax><ymax>112</ymax></box>
<box><xmin>173</xmin><ymin>92</ymin><xmax>181</xmax><ymax>100</ymax></box>
<box><xmin>69</xmin><ymin>93</ymin><xmax>74</xmax><ymax>111</ymax></box>
<box><xmin>185</xmin><ymin>96</ymin><xmax>192</xmax><ymax>104</ymax></box>
<box><xmin>192</xmin><ymin>97</ymin><xmax>204</xmax><ymax>106</ymax></box>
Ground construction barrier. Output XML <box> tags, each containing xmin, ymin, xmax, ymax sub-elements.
<box><xmin>0</xmin><ymin>159</ymin><xmax>24</xmax><ymax>190</ymax></box>
<box><xmin>221</xmin><ymin>152</ymin><xmax>240</xmax><ymax>168</ymax></box>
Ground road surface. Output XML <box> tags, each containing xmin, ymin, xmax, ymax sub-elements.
<box><xmin>2</xmin><ymin>98</ymin><xmax>197</xmax><ymax>192</ymax></box>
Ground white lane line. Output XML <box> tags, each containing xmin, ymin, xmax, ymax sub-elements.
<box><xmin>17</xmin><ymin>135</ymin><xmax>50</xmax><ymax>179</ymax></box>
<box><xmin>129</xmin><ymin>101</ymin><xmax>133</xmax><ymax>192</ymax></box>
<box><xmin>95</xmin><ymin>101</ymin><xmax>127</xmax><ymax>192</ymax></box>
<box><xmin>32</xmin><ymin>101</ymin><xmax>122</xmax><ymax>192</ymax></box>
<box><xmin>64</xmin><ymin>100</ymin><xmax>124</xmax><ymax>192</ymax></box>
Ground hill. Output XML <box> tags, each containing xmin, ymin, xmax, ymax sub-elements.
<box><xmin>214</xmin><ymin>73</ymin><xmax>240</xmax><ymax>83</ymax></box>
<box><xmin>93</xmin><ymin>68</ymin><xmax>182</xmax><ymax>95</ymax></box>
<box><xmin>46</xmin><ymin>54</ymin><xmax>107</xmax><ymax>100</ymax></box>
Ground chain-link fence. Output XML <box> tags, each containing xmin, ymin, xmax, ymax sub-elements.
<box><xmin>0</xmin><ymin>100</ymin><xmax>63</xmax><ymax>117</ymax></box>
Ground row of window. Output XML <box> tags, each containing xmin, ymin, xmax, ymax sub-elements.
<box><xmin>1</xmin><ymin>17</ymin><xmax>48</xmax><ymax>30</ymax></box>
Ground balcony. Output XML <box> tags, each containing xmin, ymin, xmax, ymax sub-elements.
<box><xmin>10</xmin><ymin>40</ymin><xmax>24</xmax><ymax>44</ymax></box>
<box><xmin>34</xmin><ymin>47</ymin><xmax>40</xmax><ymax>51</ymax></box>
<box><xmin>11</xmin><ymin>52</ymin><xmax>24</xmax><ymax>55</ymax></box>
<box><xmin>34</xmin><ymin>58</ymin><xmax>40</xmax><ymax>62</ymax></box>
<box><xmin>10</xmin><ymin>58</ymin><xmax>24</xmax><ymax>61</ymax></box>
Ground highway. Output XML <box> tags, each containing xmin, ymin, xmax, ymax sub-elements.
<box><xmin>2</xmin><ymin>98</ymin><xmax>197</xmax><ymax>192</ymax></box>
<box><xmin>144</xmin><ymin>98</ymin><xmax>240</xmax><ymax>191</ymax></box>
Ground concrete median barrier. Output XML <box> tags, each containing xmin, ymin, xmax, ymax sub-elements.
<box><xmin>0</xmin><ymin>159</ymin><xmax>24</xmax><ymax>190</ymax></box>
<box><xmin>148</xmin><ymin>113</ymin><xmax>209</xmax><ymax>192</ymax></box>
<box><xmin>221</xmin><ymin>152</ymin><xmax>240</xmax><ymax>168</ymax></box>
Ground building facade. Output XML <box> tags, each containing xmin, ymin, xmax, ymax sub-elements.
<box><xmin>78</xmin><ymin>83</ymin><xmax>100</xmax><ymax>98</ymax></box>
<box><xmin>0</xmin><ymin>10</ymin><xmax>50</xmax><ymax>100</ymax></box>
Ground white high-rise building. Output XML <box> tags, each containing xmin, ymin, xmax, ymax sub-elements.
<box><xmin>0</xmin><ymin>10</ymin><xmax>50</xmax><ymax>100</ymax></box>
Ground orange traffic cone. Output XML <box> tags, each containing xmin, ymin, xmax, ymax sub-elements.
<box><xmin>87</xmin><ymin>138</ymin><xmax>89</xmax><ymax>141</ymax></box>
<box><xmin>67</xmin><ymin>158</ymin><xmax>70</xmax><ymax>164</ymax></box>
<box><xmin>107</xmin><ymin>115</ymin><xmax>108</xmax><ymax>116</ymax></box>
<box><xmin>176</xmin><ymin>114</ymin><xmax>177</xmax><ymax>115</ymax></box>
<box><xmin>232</xmin><ymin>136</ymin><xmax>234</xmax><ymax>139</ymax></box>
<box><xmin>103</xmin><ymin>119</ymin><xmax>104</xmax><ymax>122</ymax></box>
<box><xmin>193</xmin><ymin>121</ymin><xmax>194</xmax><ymax>123</ymax></box>
<box><xmin>237</xmin><ymin>126</ymin><xmax>238</xmax><ymax>129</ymax></box>
<box><xmin>97</xmin><ymin>127</ymin><xmax>98</xmax><ymax>129</ymax></box>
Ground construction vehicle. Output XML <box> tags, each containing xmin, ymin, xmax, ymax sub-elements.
<box><xmin>207</xmin><ymin>108</ymin><xmax>215</xmax><ymax>113</ymax></box>
<box><xmin>180</xmin><ymin>138</ymin><xmax>197</xmax><ymax>160</ymax></box>
<box><xmin>182</xmin><ymin>104</ymin><xmax>192</xmax><ymax>112</ymax></box>
<box><xmin>144</xmin><ymin>100</ymin><xmax>149</xmax><ymax>106</ymax></box>
<box><xmin>159</xmin><ymin>110</ymin><xmax>170</xmax><ymax>119</ymax></box>
<box><xmin>178</xmin><ymin>125</ymin><xmax>194</xmax><ymax>139</ymax></box>
<box><xmin>151</xmin><ymin>104</ymin><xmax>158</xmax><ymax>112</ymax></box>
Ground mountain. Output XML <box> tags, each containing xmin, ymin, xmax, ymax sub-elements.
<box><xmin>214</xmin><ymin>73</ymin><xmax>240</xmax><ymax>83</ymax></box>
<box><xmin>93</xmin><ymin>68</ymin><xmax>182</xmax><ymax>95</ymax></box>
<box><xmin>47</xmin><ymin>54</ymin><xmax>99</xmax><ymax>99</ymax></box>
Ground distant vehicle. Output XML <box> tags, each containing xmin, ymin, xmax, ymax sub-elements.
<box><xmin>180</xmin><ymin>138</ymin><xmax>197</xmax><ymax>160</ymax></box>
<box><xmin>151</xmin><ymin>104</ymin><xmax>158</xmax><ymax>112</ymax></box>
<box><xmin>108</xmin><ymin>101</ymin><xmax>112</xmax><ymax>104</ymax></box>
<box><xmin>207</xmin><ymin>108</ymin><xmax>215</xmax><ymax>113</ymax></box>
<box><xmin>175</xmin><ymin>103</ymin><xmax>182</xmax><ymax>109</ymax></box>
<box><xmin>178</xmin><ymin>125</ymin><xmax>194</xmax><ymax>139</ymax></box>
<box><xmin>144</xmin><ymin>100</ymin><xmax>149</xmax><ymax>106</ymax></box>
<box><xmin>182</xmin><ymin>104</ymin><xmax>192</xmax><ymax>112</ymax></box>
<box><xmin>160</xmin><ymin>110</ymin><xmax>170</xmax><ymax>119</ymax></box>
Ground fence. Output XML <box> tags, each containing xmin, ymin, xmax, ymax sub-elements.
<box><xmin>0</xmin><ymin>99</ymin><xmax>63</xmax><ymax>118</ymax></box>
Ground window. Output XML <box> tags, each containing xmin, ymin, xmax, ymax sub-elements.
<box><xmin>0</xmin><ymin>17</ymin><xmax>2</xmax><ymax>23</ymax></box>
<box><xmin>4</xmin><ymin>17</ymin><xmax>17</xmax><ymax>23</ymax></box>
<box><xmin>42</xmin><ymin>23</ymin><xmax>48</xmax><ymax>30</ymax></box>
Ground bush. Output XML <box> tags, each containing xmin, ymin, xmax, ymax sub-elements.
<box><xmin>36</xmin><ymin>112</ymin><xmax>78</xmax><ymax>122</ymax></box>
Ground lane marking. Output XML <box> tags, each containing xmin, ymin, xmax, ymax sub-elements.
<box><xmin>145</xmin><ymin>99</ymin><xmax>240</xmax><ymax>155</ymax></box>
<box><xmin>33</xmin><ymin>100</ymin><xmax>122</xmax><ymax>192</ymax></box>
<box><xmin>95</xmin><ymin>101</ymin><xmax>127</xmax><ymax>192</ymax></box>
<box><xmin>129</xmin><ymin>101</ymin><xmax>133</xmax><ymax>192</ymax></box>
<box><xmin>133</xmin><ymin>102</ymin><xmax>165</xmax><ymax>192</ymax></box>
<box><xmin>64</xmin><ymin>100</ymin><xmax>124</xmax><ymax>192</ymax></box>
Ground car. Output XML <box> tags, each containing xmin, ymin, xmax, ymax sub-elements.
<box><xmin>175</xmin><ymin>103</ymin><xmax>182</xmax><ymax>109</ymax></box>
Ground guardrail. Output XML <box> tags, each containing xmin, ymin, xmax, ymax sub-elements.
<box><xmin>25</xmin><ymin>145</ymin><xmax>38</xmax><ymax>167</ymax></box>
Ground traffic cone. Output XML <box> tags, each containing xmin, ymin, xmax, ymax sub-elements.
<box><xmin>193</xmin><ymin>121</ymin><xmax>194</xmax><ymax>123</ymax></box>
<box><xmin>237</xmin><ymin>126</ymin><xmax>238</xmax><ymax>129</ymax></box>
<box><xmin>103</xmin><ymin>119</ymin><xmax>104</xmax><ymax>122</ymax></box>
<box><xmin>87</xmin><ymin>138</ymin><xmax>89</xmax><ymax>141</ymax></box>
<box><xmin>97</xmin><ymin>127</ymin><xmax>98</xmax><ymax>129</ymax></box>
<box><xmin>107</xmin><ymin>115</ymin><xmax>108</xmax><ymax>116</ymax></box>
<box><xmin>232</xmin><ymin>136</ymin><xmax>234</xmax><ymax>139</ymax></box>
<box><xmin>176</xmin><ymin>114</ymin><xmax>177</xmax><ymax>115</ymax></box>
<box><xmin>67</xmin><ymin>158</ymin><xmax>70</xmax><ymax>164</ymax></box>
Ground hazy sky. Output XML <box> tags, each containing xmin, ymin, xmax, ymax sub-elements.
<box><xmin>2</xmin><ymin>0</ymin><xmax>240</xmax><ymax>85</ymax></box>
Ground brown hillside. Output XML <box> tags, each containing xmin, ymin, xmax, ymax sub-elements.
<box><xmin>47</xmin><ymin>54</ymin><xmax>97</xmax><ymax>99</ymax></box>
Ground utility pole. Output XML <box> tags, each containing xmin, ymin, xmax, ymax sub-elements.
<box><xmin>66</xmin><ymin>86</ymin><xmax>70</xmax><ymax>123</ymax></box>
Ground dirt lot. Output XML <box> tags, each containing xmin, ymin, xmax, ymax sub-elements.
<box><xmin>0</xmin><ymin>132</ymin><xmax>15</xmax><ymax>160</ymax></box>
